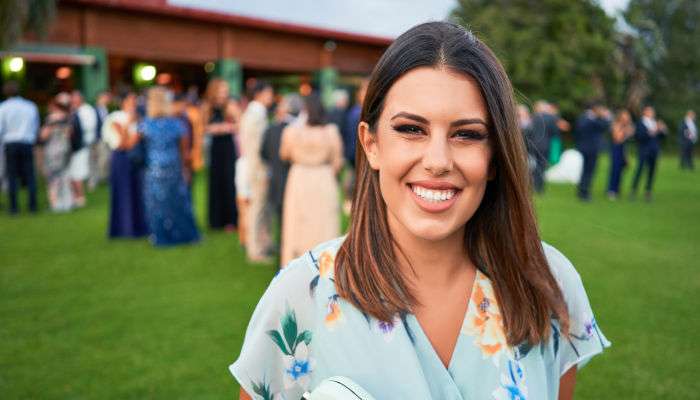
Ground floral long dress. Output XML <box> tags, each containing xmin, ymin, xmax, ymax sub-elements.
<box><xmin>141</xmin><ymin>117</ymin><xmax>200</xmax><ymax>246</ymax></box>
<box><xmin>230</xmin><ymin>238</ymin><xmax>610</xmax><ymax>400</ymax></box>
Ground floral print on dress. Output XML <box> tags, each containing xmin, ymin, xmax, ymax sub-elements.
<box><xmin>230</xmin><ymin>239</ymin><xmax>610</xmax><ymax>400</ymax></box>
<box><xmin>324</xmin><ymin>294</ymin><xmax>343</xmax><ymax>329</ymax></box>
<box><xmin>492</xmin><ymin>359</ymin><xmax>528</xmax><ymax>400</ymax></box>
<box><xmin>283</xmin><ymin>342</ymin><xmax>315</xmax><ymax>389</ymax></box>
<box><xmin>308</xmin><ymin>250</ymin><xmax>335</xmax><ymax>298</ymax></box>
<box><xmin>375</xmin><ymin>315</ymin><xmax>401</xmax><ymax>342</ymax></box>
<box><xmin>250</xmin><ymin>379</ymin><xmax>275</xmax><ymax>400</ymax></box>
<box><xmin>266</xmin><ymin>306</ymin><xmax>314</xmax><ymax>390</ymax></box>
<box><xmin>462</xmin><ymin>271</ymin><xmax>509</xmax><ymax>364</ymax></box>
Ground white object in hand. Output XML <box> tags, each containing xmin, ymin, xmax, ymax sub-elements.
<box><xmin>302</xmin><ymin>376</ymin><xmax>377</xmax><ymax>400</ymax></box>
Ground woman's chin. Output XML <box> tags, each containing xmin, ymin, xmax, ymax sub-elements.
<box><xmin>404</xmin><ymin>222</ymin><xmax>461</xmax><ymax>243</ymax></box>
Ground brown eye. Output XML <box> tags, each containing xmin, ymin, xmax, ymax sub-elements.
<box><xmin>453</xmin><ymin>130</ymin><xmax>487</xmax><ymax>140</ymax></box>
<box><xmin>393</xmin><ymin>124</ymin><xmax>424</xmax><ymax>135</ymax></box>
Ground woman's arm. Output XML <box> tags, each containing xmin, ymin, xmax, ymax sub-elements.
<box><xmin>179</xmin><ymin>134</ymin><xmax>192</xmax><ymax>184</ymax></box>
<box><xmin>39</xmin><ymin>124</ymin><xmax>52</xmax><ymax>142</ymax></box>
<box><xmin>558</xmin><ymin>366</ymin><xmax>577</xmax><ymax>400</ymax></box>
<box><xmin>113</xmin><ymin>122</ymin><xmax>140</xmax><ymax>150</ymax></box>
<box><xmin>279</xmin><ymin>126</ymin><xmax>293</xmax><ymax>161</ymax></box>
<box><xmin>239</xmin><ymin>388</ymin><xmax>252</xmax><ymax>400</ymax></box>
<box><xmin>205</xmin><ymin>122</ymin><xmax>236</xmax><ymax>135</ymax></box>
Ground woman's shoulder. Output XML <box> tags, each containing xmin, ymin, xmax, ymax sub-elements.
<box><xmin>262</xmin><ymin>237</ymin><xmax>345</xmax><ymax>304</ymax></box>
<box><xmin>541</xmin><ymin>241</ymin><xmax>582</xmax><ymax>292</ymax></box>
<box><xmin>274</xmin><ymin>237</ymin><xmax>345</xmax><ymax>288</ymax></box>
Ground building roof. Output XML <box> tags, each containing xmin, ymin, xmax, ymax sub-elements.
<box><xmin>63</xmin><ymin>0</ymin><xmax>395</xmax><ymax>46</ymax></box>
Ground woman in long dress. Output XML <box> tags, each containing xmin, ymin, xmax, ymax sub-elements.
<box><xmin>606</xmin><ymin>109</ymin><xmax>634</xmax><ymax>200</ymax></box>
<box><xmin>104</xmin><ymin>92</ymin><xmax>148</xmax><ymax>238</ymax></box>
<box><xmin>40</xmin><ymin>94</ymin><xmax>73</xmax><ymax>212</ymax></box>
<box><xmin>279</xmin><ymin>94</ymin><xmax>344</xmax><ymax>267</ymax></box>
<box><xmin>125</xmin><ymin>87</ymin><xmax>200</xmax><ymax>246</ymax></box>
<box><xmin>202</xmin><ymin>79</ymin><xmax>239</xmax><ymax>232</ymax></box>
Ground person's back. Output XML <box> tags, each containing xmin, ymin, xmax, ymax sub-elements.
<box><xmin>0</xmin><ymin>83</ymin><xmax>40</xmax><ymax>213</ymax></box>
<box><xmin>76</xmin><ymin>103</ymin><xmax>99</xmax><ymax>146</ymax></box>
<box><xmin>141</xmin><ymin>117</ymin><xmax>185</xmax><ymax>170</ymax></box>
<box><xmin>530</xmin><ymin>112</ymin><xmax>552</xmax><ymax>157</ymax></box>
<box><xmin>279</xmin><ymin>123</ymin><xmax>343</xmax><ymax>266</ymax></box>
<box><xmin>0</xmin><ymin>96</ymin><xmax>39</xmax><ymax>145</ymax></box>
<box><xmin>289</xmin><ymin>124</ymin><xmax>341</xmax><ymax>167</ymax></box>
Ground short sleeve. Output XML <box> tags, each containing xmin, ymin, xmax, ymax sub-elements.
<box><xmin>102</xmin><ymin>113</ymin><xmax>122</xmax><ymax>150</ymax></box>
<box><xmin>230</xmin><ymin>256</ymin><xmax>317</xmax><ymax>400</ymax></box>
<box><xmin>543</xmin><ymin>243</ymin><xmax>611</xmax><ymax>376</ymax></box>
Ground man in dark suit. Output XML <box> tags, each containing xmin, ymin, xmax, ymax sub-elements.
<box><xmin>631</xmin><ymin>105</ymin><xmax>667</xmax><ymax>201</ymax></box>
<box><xmin>679</xmin><ymin>110</ymin><xmax>697</xmax><ymax>170</ymax></box>
<box><xmin>529</xmin><ymin>101</ymin><xmax>560</xmax><ymax>193</ymax></box>
<box><xmin>575</xmin><ymin>102</ymin><xmax>611</xmax><ymax>201</ymax></box>
<box><xmin>260</xmin><ymin>94</ymin><xmax>302</xmax><ymax>257</ymax></box>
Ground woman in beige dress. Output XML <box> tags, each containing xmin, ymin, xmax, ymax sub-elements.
<box><xmin>279</xmin><ymin>94</ymin><xmax>344</xmax><ymax>267</ymax></box>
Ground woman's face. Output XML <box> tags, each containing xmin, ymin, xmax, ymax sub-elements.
<box><xmin>619</xmin><ymin>110</ymin><xmax>631</xmax><ymax>124</ymax></box>
<box><xmin>360</xmin><ymin>67</ymin><xmax>493</xmax><ymax>243</ymax></box>
<box><xmin>215</xmin><ymin>84</ymin><xmax>230</xmax><ymax>105</ymax></box>
<box><xmin>122</xmin><ymin>94</ymin><xmax>136</xmax><ymax>114</ymax></box>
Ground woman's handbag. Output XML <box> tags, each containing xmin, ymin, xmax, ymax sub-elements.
<box><xmin>301</xmin><ymin>376</ymin><xmax>376</xmax><ymax>400</ymax></box>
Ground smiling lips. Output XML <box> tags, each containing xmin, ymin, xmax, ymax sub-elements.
<box><xmin>408</xmin><ymin>181</ymin><xmax>462</xmax><ymax>212</ymax></box>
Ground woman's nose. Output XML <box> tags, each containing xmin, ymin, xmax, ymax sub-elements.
<box><xmin>422</xmin><ymin>134</ymin><xmax>453</xmax><ymax>176</ymax></box>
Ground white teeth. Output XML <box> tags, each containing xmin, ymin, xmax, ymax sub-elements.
<box><xmin>411</xmin><ymin>185</ymin><xmax>455</xmax><ymax>202</ymax></box>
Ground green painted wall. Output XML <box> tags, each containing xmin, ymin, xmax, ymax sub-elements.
<box><xmin>215</xmin><ymin>58</ymin><xmax>242</xmax><ymax>98</ymax></box>
<box><xmin>81</xmin><ymin>46</ymin><xmax>108</xmax><ymax>103</ymax></box>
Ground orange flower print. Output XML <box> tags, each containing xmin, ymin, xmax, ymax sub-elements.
<box><xmin>324</xmin><ymin>294</ymin><xmax>343</xmax><ymax>329</ymax></box>
<box><xmin>318</xmin><ymin>251</ymin><xmax>334</xmax><ymax>278</ymax></box>
<box><xmin>461</xmin><ymin>271</ymin><xmax>509</xmax><ymax>364</ymax></box>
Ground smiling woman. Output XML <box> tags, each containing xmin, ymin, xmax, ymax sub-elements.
<box><xmin>231</xmin><ymin>21</ymin><xmax>609</xmax><ymax>400</ymax></box>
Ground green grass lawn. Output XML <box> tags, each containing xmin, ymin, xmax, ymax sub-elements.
<box><xmin>1</xmin><ymin>155</ymin><xmax>698</xmax><ymax>399</ymax></box>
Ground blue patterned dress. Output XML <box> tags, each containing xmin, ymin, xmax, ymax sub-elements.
<box><xmin>140</xmin><ymin>117</ymin><xmax>200</xmax><ymax>246</ymax></box>
<box><xmin>230</xmin><ymin>238</ymin><xmax>610</xmax><ymax>400</ymax></box>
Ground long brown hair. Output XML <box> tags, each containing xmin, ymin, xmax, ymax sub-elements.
<box><xmin>335</xmin><ymin>21</ymin><xmax>569</xmax><ymax>346</ymax></box>
<box><xmin>201</xmin><ymin>78</ymin><xmax>229</xmax><ymax>125</ymax></box>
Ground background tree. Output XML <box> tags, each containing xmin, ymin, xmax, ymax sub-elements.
<box><xmin>451</xmin><ymin>0</ymin><xmax>620</xmax><ymax>118</ymax></box>
<box><xmin>0</xmin><ymin>0</ymin><xmax>56</xmax><ymax>50</ymax></box>
<box><xmin>624</xmin><ymin>0</ymin><xmax>700</xmax><ymax>127</ymax></box>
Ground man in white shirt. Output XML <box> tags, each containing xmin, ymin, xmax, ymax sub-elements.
<box><xmin>239</xmin><ymin>81</ymin><xmax>274</xmax><ymax>262</ymax></box>
<box><xmin>679</xmin><ymin>110</ymin><xmax>696</xmax><ymax>170</ymax></box>
<box><xmin>0</xmin><ymin>81</ymin><xmax>40</xmax><ymax>214</ymax></box>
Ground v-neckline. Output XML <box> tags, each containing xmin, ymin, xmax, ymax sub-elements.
<box><xmin>410</xmin><ymin>268</ymin><xmax>480</xmax><ymax>372</ymax></box>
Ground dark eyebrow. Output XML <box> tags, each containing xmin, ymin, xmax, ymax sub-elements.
<box><xmin>450</xmin><ymin>118</ymin><xmax>489</xmax><ymax>128</ymax></box>
<box><xmin>390</xmin><ymin>112</ymin><xmax>428</xmax><ymax>124</ymax></box>
<box><xmin>390</xmin><ymin>112</ymin><xmax>488</xmax><ymax>128</ymax></box>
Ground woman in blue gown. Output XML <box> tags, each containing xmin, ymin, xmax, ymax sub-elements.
<box><xmin>105</xmin><ymin>93</ymin><xmax>148</xmax><ymax>238</ymax></box>
<box><xmin>138</xmin><ymin>87</ymin><xmax>200</xmax><ymax>246</ymax></box>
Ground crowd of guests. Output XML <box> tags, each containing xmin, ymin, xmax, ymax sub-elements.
<box><xmin>518</xmin><ymin>100</ymin><xmax>696</xmax><ymax>202</ymax></box>
<box><xmin>0</xmin><ymin>77</ymin><xmax>367</xmax><ymax>259</ymax></box>
<box><xmin>0</xmin><ymin>77</ymin><xmax>696</xmax><ymax>253</ymax></box>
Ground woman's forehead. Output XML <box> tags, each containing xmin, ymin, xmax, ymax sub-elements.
<box><xmin>382</xmin><ymin>67</ymin><xmax>488</xmax><ymax>122</ymax></box>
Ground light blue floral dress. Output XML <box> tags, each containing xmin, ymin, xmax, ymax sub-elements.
<box><xmin>230</xmin><ymin>237</ymin><xmax>610</xmax><ymax>400</ymax></box>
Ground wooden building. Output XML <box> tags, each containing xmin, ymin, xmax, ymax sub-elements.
<box><xmin>1</xmin><ymin>0</ymin><xmax>391</xmax><ymax>103</ymax></box>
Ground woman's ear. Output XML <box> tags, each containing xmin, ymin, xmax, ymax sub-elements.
<box><xmin>358</xmin><ymin>121</ymin><xmax>380</xmax><ymax>170</ymax></box>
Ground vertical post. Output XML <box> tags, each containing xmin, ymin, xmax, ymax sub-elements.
<box><xmin>318</xmin><ymin>67</ymin><xmax>338</xmax><ymax>110</ymax></box>
<box><xmin>80</xmin><ymin>46</ymin><xmax>108</xmax><ymax>103</ymax></box>
<box><xmin>216</xmin><ymin>58</ymin><xmax>242</xmax><ymax>98</ymax></box>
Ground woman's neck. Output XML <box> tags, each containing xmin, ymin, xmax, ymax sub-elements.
<box><xmin>387</xmin><ymin>213</ymin><xmax>471</xmax><ymax>288</ymax></box>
